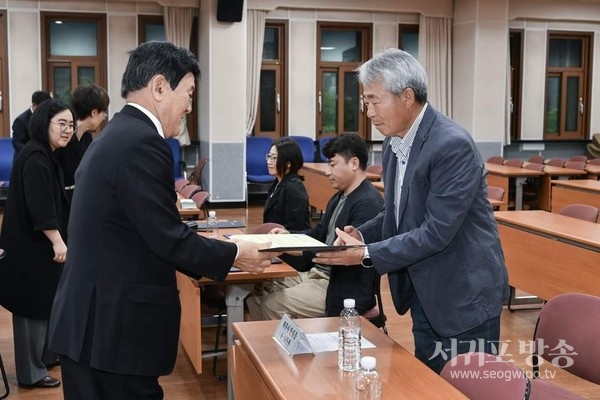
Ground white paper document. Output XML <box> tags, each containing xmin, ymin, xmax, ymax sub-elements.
<box><xmin>228</xmin><ymin>233</ymin><xmax>364</xmax><ymax>252</ymax></box>
<box><xmin>306</xmin><ymin>332</ymin><xmax>376</xmax><ymax>353</ymax></box>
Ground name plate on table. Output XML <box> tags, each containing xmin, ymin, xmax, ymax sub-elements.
<box><xmin>272</xmin><ymin>314</ymin><xmax>314</xmax><ymax>356</ymax></box>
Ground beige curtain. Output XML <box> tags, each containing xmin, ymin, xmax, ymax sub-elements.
<box><xmin>418</xmin><ymin>15</ymin><xmax>452</xmax><ymax>117</ymax></box>
<box><xmin>164</xmin><ymin>6</ymin><xmax>197</xmax><ymax>146</ymax></box>
<box><xmin>246</xmin><ymin>10</ymin><xmax>267</xmax><ymax>135</ymax></box>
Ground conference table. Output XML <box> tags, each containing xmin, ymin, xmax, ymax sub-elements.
<box><xmin>484</xmin><ymin>162</ymin><xmax>545</xmax><ymax>211</ymax></box>
<box><xmin>301</xmin><ymin>162</ymin><xmax>381</xmax><ymax>211</ymax></box>
<box><xmin>177</xmin><ymin>228</ymin><xmax>297</xmax><ymax>398</ymax></box>
<box><xmin>495</xmin><ymin>211</ymin><xmax>600</xmax><ymax>301</ymax></box>
<box><xmin>230</xmin><ymin>317</ymin><xmax>467</xmax><ymax>400</ymax></box>
<box><xmin>551</xmin><ymin>179</ymin><xmax>600</xmax><ymax>213</ymax></box>
<box><xmin>534</xmin><ymin>164</ymin><xmax>589</xmax><ymax>211</ymax></box>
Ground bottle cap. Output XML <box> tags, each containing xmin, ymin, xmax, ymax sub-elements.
<box><xmin>343</xmin><ymin>298</ymin><xmax>355</xmax><ymax>308</ymax></box>
<box><xmin>360</xmin><ymin>356</ymin><xmax>376</xmax><ymax>370</ymax></box>
<box><xmin>208</xmin><ymin>211</ymin><xmax>216</xmax><ymax>217</ymax></box>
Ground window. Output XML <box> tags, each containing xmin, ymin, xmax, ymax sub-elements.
<box><xmin>544</xmin><ymin>33</ymin><xmax>591</xmax><ymax>140</ymax></box>
<box><xmin>399</xmin><ymin>25</ymin><xmax>419</xmax><ymax>59</ymax></box>
<box><xmin>253</xmin><ymin>22</ymin><xmax>286</xmax><ymax>139</ymax></box>
<box><xmin>41</xmin><ymin>13</ymin><xmax>107</xmax><ymax>103</ymax></box>
<box><xmin>317</xmin><ymin>22</ymin><xmax>371</xmax><ymax>140</ymax></box>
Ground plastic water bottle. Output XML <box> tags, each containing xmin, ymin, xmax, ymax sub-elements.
<box><xmin>207</xmin><ymin>210</ymin><xmax>219</xmax><ymax>238</ymax></box>
<box><xmin>354</xmin><ymin>356</ymin><xmax>382</xmax><ymax>400</ymax></box>
<box><xmin>338</xmin><ymin>298</ymin><xmax>361</xmax><ymax>372</ymax></box>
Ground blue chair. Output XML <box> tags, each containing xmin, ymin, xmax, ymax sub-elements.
<box><xmin>0</xmin><ymin>138</ymin><xmax>14</xmax><ymax>186</ymax></box>
<box><xmin>166</xmin><ymin>138</ymin><xmax>186</xmax><ymax>180</ymax></box>
<box><xmin>246</xmin><ymin>136</ymin><xmax>275</xmax><ymax>195</ymax></box>
<box><xmin>289</xmin><ymin>135</ymin><xmax>315</xmax><ymax>163</ymax></box>
<box><xmin>318</xmin><ymin>136</ymin><xmax>334</xmax><ymax>162</ymax></box>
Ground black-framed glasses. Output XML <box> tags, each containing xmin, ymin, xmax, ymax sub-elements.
<box><xmin>265</xmin><ymin>153</ymin><xmax>278</xmax><ymax>163</ymax></box>
<box><xmin>50</xmin><ymin>121</ymin><xmax>77</xmax><ymax>134</ymax></box>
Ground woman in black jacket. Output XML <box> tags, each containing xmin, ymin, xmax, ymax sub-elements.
<box><xmin>263</xmin><ymin>137</ymin><xmax>311</xmax><ymax>231</ymax></box>
<box><xmin>0</xmin><ymin>99</ymin><xmax>75</xmax><ymax>389</ymax></box>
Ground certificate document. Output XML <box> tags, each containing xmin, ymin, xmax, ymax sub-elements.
<box><xmin>227</xmin><ymin>233</ymin><xmax>364</xmax><ymax>252</ymax></box>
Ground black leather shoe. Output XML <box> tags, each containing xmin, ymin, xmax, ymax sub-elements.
<box><xmin>18</xmin><ymin>375</ymin><xmax>61</xmax><ymax>389</ymax></box>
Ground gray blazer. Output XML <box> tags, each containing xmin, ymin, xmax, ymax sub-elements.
<box><xmin>359</xmin><ymin>105</ymin><xmax>508</xmax><ymax>337</ymax></box>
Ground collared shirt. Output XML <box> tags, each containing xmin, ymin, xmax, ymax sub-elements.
<box><xmin>127</xmin><ymin>102</ymin><xmax>165</xmax><ymax>138</ymax></box>
<box><xmin>392</xmin><ymin>103</ymin><xmax>428</xmax><ymax>223</ymax></box>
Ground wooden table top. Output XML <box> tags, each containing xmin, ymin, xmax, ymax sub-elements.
<box><xmin>539</xmin><ymin>165</ymin><xmax>589</xmax><ymax>177</ymax></box>
<box><xmin>551</xmin><ymin>179</ymin><xmax>600</xmax><ymax>192</ymax></box>
<box><xmin>484</xmin><ymin>162</ymin><xmax>545</xmax><ymax>177</ymax></box>
<box><xmin>233</xmin><ymin>317</ymin><xmax>467</xmax><ymax>400</ymax></box>
<box><xmin>494</xmin><ymin>210</ymin><xmax>600</xmax><ymax>249</ymax></box>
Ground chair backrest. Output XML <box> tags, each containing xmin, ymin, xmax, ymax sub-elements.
<box><xmin>558</xmin><ymin>203</ymin><xmax>599</xmax><ymax>223</ymax></box>
<box><xmin>441</xmin><ymin>352</ymin><xmax>529</xmax><ymax>400</ymax></box>
<box><xmin>563</xmin><ymin>160</ymin><xmax>586</xmax><ymax>170</ymax></box>
<box><xmin>188</xmin><ymin>157</ymin><xmax>209</xmax><ymax>190</ymax></box>
<box><xmin>503</xmin><ymin>158</ymin><xmax>523</xmax><ymax>168</ymax></box>
<box><xmin>523</xmin><ymin>162</ymin><xmax>545</xmax><ymax>172</ymax></box>
<box><xmin>486</xmin><ymin>156</ymin><xmax>504</xmax><ymax>165</ymax></box>
<box><xmin>246</xmin><ymin>136</ymin><xmax>275</xmax><ymax>183</ymax></box>
<box><xmin>533</xmin><ymin>293</ymin><xmax>600</xmax><ymax>384</ymax></box>
<box><xmin>166</xmin><ymin>137</ymin><xmax>185</xmax><ymax>179</ymax></box>
<box><xmin>0</xmin><ymin>138</ymin><xmax>14</xmax><ymax>183</ymax></box>
<box><xmin>289</xmin><ymin>135</ymin><xmax>315</xmax><ymax>163</ymax></box>
<box><xmin>175</xmin><ymin>178</ymin><xmax>189</xmax><ymax>193</ymax></box>
<box><xmin>487</xmin><ymin>186</ymin><xmax>505</xmax><ymax>201</ymax></box>
<box><xmin>528</xmin><ymin>155</ymin><xmax>545</xmax><ymax>164</ymax></box>
<box><xmin>318</xmin><ymin>136</ymin><xmax>334</xmax><ymax>162</ymax></box>
<box><xmin>569</xmin><ymin>155</ymin><xmax>588</xmax><ymax>162</ymax></box>
<box><xmin>180</xmin><ymin>184</ymin><xmax>201</xmax><ymax>199</ymax></box>
<box><xmin>588</xmin><ymin>158</ymin><xmax>600</xmax><ymax>165</ymax></box>
<box><xmin>546</xmin><ymin>158</ymin><xmax>565</xmax><ymax>167</ymax></box>
<box><xmin>366</xmin><ymin>164</ymin><xmax>383</xmax><ymax>176</ymax></box>
<box><xmin>190</xmin><ymin>190</ymin><xmax>210</xmax><ymax>208</ymax></box>
<box><xmin>251</xmin><ymin>222</ymin><xmax>285</xmax><ymax>234</ymax></box>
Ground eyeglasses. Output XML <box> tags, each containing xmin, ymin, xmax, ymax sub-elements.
<box><xmin>265</xmin><ymin>153</ymin><xmax>278</xmax><ymax>163</ymax></box>
<box><xmin>50</xmin><ymin>121</ymin><xmax>77</xmax><ymax>134</ymax></box>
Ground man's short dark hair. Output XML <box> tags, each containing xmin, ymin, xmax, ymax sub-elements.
<box><xmin>322</xmin><ymin>133</ymin><xmax>369</xmax><ymax>170</ymax></box>
<box><xmin>121</xmin><ymin>41</ymin><xmax>201</xmax><ymax>98</ymax></box>
<box><xmin>31</xmin><ymin>91</ymin><xmax>51</xmax><ymax>106</ymax></box>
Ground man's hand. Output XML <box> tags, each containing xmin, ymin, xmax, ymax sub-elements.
<box><xmin>269</xmin><ymin>227</ymin><xmax>289</xmax><ymax>234</ymax></box>
<box><xmin>231</xmin><ymin>239</ymin><xmax>281</xmax><ymax>273</ymax></box>
<box><xmin>313</xmin><ymin>228</ymin><xmax>365</xmax><ymax>266</ymax></box>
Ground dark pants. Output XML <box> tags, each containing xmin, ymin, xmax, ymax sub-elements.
<box><xmin>410</xmin><ymin>291</ymin><xmax>501</xmax><ymax>374</ymax></box>
<box><xmin>60</xmin><ymin>355</ymin><xmax>163</xmax><ymax>400</ymax></box>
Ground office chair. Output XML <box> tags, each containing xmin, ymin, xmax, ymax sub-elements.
<box><xmin>441</xmin><ymin>352</ymin><xmax>530</xmax><ymax>400</ymax></box>
<box><xmin>529</xmin><ymin>293</ymin><xmax>600</xmax><ymax>399</ymax></box>
<box><xmin>546</xmin><ymin>158</ymin><xmax>565</xmax><ymax>167</ymax></box>
<box><xmin>568</xmin><ymin>155</ymin><xmax>588</xmax><ymax>162</ymax></box>
<box><xmin>528</xmin><ymin>155</ymin><xmax>545</xmax><ymax>164</ymax></box>
<box><xmin>503</xmin><ymin>158</ymin><xmax>524</xmax><ymax>168</ymax></box>
<box><xmin>366</xmin><ymin>164</ymin><xmax>383</xmax><ymax>176</ymax></box>
<box><xmin>487</xmin><ymin>186</ymin><xmax>505</xmax><ymax>201</ymax></box>
<box><xmin>174</xmin><ymin>178</ymin><xmax>189</xmax><ymax>193</ymax></box>
<box><xmin>246</xmin><ymin>136</ymin><xmax>276</xmax><ymax>197</ymax></box>
<box><xmin>188</xmin><ymin>157</ymin><xmax>209</xmax><ymax>190</ymax></box>
<box><xmin>558</xmin><ymin>204</ymin><xmax>599</xmax><ymax>223</ymax></box>
<box><xmin>588</xmin><ymin>158</ymin><xmax>600</xmax><ymax>165</ymax></box>
<box><xmin>318</xmin><ymin>136</ymin><xmax>335</xmax><ymax>162</ymax></box>
<box><xmin>486</xmin><ymin>156</ymin><xmax>504</xmax><ymax>165</ymax></box>
<box><xmin>179</xmin><ymin>184</ymin><xmax>202</xmax><ymax>199</ymax></box>
<box><xmin>563</xmin><ymin>160</ymin><xmax>586</xmax><ymax>171</ymax></box>
<box><xmin>289</xmin><ymin>135</ymin><xmax>316</xmax><ymax>163</ymax></box>
<box><xmin>190</xmin><ymin>190</ymin><xmax>210</xmax><ymax>220</ymax></box>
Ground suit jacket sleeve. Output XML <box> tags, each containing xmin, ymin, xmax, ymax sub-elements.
<box><xmin>365</xmin><ymin>133</ymin><xmax>482</xmax><ymax>275</ymax></box>
<box><xmin>23</xmin><ymin>153</ymin><xmax>61</xmax><ymax>231</ymax></box>
<box><xmin>12</xmin><ymin>115</ymin><xmax>28</xmax><ymax>152</ymax></box>
<box><xmin>115</xmin><ymin>134</ymin><xmax>235</xmax><ymax>281</ymax></box>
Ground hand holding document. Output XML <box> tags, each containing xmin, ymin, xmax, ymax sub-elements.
<box><xmin>312</xmin><ymin>228</ymin><xmax>366</xmax><ymax>266</ymax></box>
<box><xmin>231</xmin><ymin>239</ymin><xmax>279</xmax><ymax>274</ymax></box>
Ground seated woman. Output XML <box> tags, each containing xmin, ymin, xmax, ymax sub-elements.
<box><xmin>263</xmin><ymin>137</ymin><xmax>311</xmax><ymax>231</ymax></box>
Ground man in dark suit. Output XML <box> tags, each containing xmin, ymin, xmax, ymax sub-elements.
<box><xmin>314</xmin><ymin>49</ymin><xmax>509</xmax><ymax>374</ymax></box>
<box><xmin>11</xmin><ymin>90</ymin><xmax>51</xmax><ymax>158</ymax></box>
<box><xmin>48</xmin><ymin>41</ymin><xmax>276</xmax><ymax>400</ymax></box>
